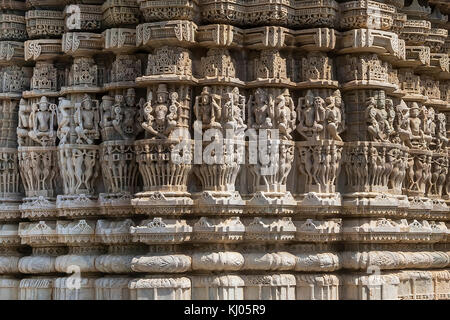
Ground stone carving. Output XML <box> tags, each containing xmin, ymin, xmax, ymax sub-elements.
<box><xmin>141</xmin><ymin>84</ymin><xmax>182</xmax><ymax>139</ymax></box>
<box><xmin>74</xmin><ymin>95</ymin><xmax>100</xmax><ymax>145</ymax></box>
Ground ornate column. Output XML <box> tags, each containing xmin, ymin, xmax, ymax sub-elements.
<box><xmin>95</xmin><ymin>1</ymin><xmax>144</xmax><ymax>300</ymax></box>
<box><xmin>245</xmin><ymin>36</ymin><xmax>297</xmax><ymax>214</ymax></box>
<box><xmin>293</xmin><ymin>28</ymin><xmax>343</xmax><ymax>213</ymax></box>
<box><xmin>57</xmin><ymin>23</ymin><xmax>103</xmax><ymax>219</ymax></box>
<box><xmin>54</xmin><ymin>219</ymin><xmax>103</xmax><ymax>300</ymax></box>
<box><xmin>18</xmin><ymin>221</ymin><xmax>65</xmax><ymax>300</ymax></box>
<box><xmin>0</xmin><ymin>223</ymin><xmax>21</xmax><ymax>300</ymax></box>
<box><xmin>193</xmin><ymin>25</ymin><xmax>246</xmax><ymax>214</ymax></box>
<box><xmin>21</xmin><ymin>9</ymin><xmax>63</xmax><ymax>219</ymax></box>
<box><xmin>133</xmin><ymin>21</ymin><xmax>195</xmax><ymax>215</ymax></box>
<box><xmin>53</xmin><ymin>2</ymin><xmax>105</xmax><ymax>300</ymax></box>
<box><xmin>337</xmin><ymin>0</ymin><xmax>409</xmax><ymax>299</ymax></box>
<box><xmin>130</xmin><ymin>9</ymin><xmax>195</xmax><ymax>300</ymax></box>
<box><xmin>0</xmin><ymin>8</ymin><xmax>28</xmax><ymax>223</ymax></box>
<box><xmin>0</xmin><ymin>0</ymin><xmax>28</xmax><ymax>299</ymax></box>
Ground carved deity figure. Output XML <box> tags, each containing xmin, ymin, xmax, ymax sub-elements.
<box><xmin>404</xmin><ymin>103</ymin><xmax>427</xmax><ymax>149</ymax></box>
<box><xmin>17</xmin><ymin>98</ymin><xmax>31</xmax><ymax>146</ymax></box>
<box><xmin>394</xmin><ymin>100</ymin><xmax>411</xmax><ymax>146</ymax></box>
<box><xmin>248</xmin><ymin>88</ymin><xmax>295</xmax><ymax>140</ymax></box>
<box><xmin>194</xmin><ymin>86</ymin><xmax>222</xmax><ymax>130</ymax></box>
<box><xmin>28</xmin><ymin>96</ymin><xmax>57</xmax><ymax>146</ymax></box>
<box><xmin>223</xmin><ymin>87</ymin><xmax>246</xmax><ymax>137</ymax></box>
<box><xmin>435</xmin><ymin>113</ymin><xmax>448</xmax><ymax>151</ymax></box>
<box><xmin>366</xmin><ymin>97</ymin><xmax>392</xmax><ymax>142</ymax></box>
<box><xmin>275</xmin><ymin>89</ymin><xmax>296</xmax><ymax>140</ymax></box>
<box><xmin>297</xmin><ymin>90</ymin><xmax>324</xmax><ymax>141</ymax></box>
<box><xmin>249</xmin><ymin>88</ymin><xmax>273</xmax><ymax>130</ymax></box>
<box><xmin>297</xmin><ymin>90</ymin><xmax>343</xmax><ymax>142</ymax></box>
<box><xmin>142</xmin><ymin>84</ymin><xmax>179</xmax><ymax>139</ymax></box>
<box><xmin>74</xmin><ymin>94</ymin><xmax>100</xmax><ymax>145</ymax></box>
<box><xmin>57</xmin><ymin>97</ymin><xmax>71</xmax><ymax>145</ymax></box>
<box><xmin>100</xmin><ymin>95</ymin><xmax>114</xmax><ymax>131</ymax></box>
<box><xmin>421</xmin><ymin>106</ymin><xmax>434</xmax><ymax>147</ymax></box>
<box><xmin>122</xmin><ymin>88</ymin><xmax>138</xmax><ymax>137</ymax></box>
<box><xmin>324</xmin><ymin>95</ymin><xmax>343</xmax><ymax>141</ymax></box>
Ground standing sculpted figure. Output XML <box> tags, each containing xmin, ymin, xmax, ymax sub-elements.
<box><xmin>57</xmin><ymin>97</ymin><xmax>71</xmax><ymax>145</ymax></box>
<box><xmin>366</xmin><ymin>97</ymin><xmax>390</xmax><ymax>142</ymax></box>
<box><xmin>325</xmin><ymin>95</ymin><xmax>343</xmax><ymax>141</ymax></box>
<box><xmin>112</xmin><ymin>95</ymin><xmax>126</xmax><ymax>139</ymax></box>
<box><xmin>28</xmin><ymin>96</ymin><xmax>57</xmax><ymax>146</ymax></box>
<box><xmin>123</xmin><ymin>88</ymin><xmax>138</xmax><ymax>137</ymax></box>
<box><xmin>275</xmin><ymin>89</ymin><xmax>296</xmax><ymax>140</ymax></box>
<box><xmin>435</xmin><ymin>113</ymin><xmax>448</xmax><ymax>151</ymax></box>
<box><xmin>248</xmin><ymin>88</ymin><xmax>273</xmax><ymax>130</ymax></box>
<box><xmin>194</xmin><ymin>86</ymin><xmax>222</xmax><ymax>129</ymax></box>
<box><xmin>223</xmin><ymin>88</ymin><xmax>246</xmax><ymax>137</ymax></box>
<box><xmin>17</xmin><ymin>98</ymin><xmax>31</xmax><ymax>146</ymax></box>
<box><xmin>100</xmin><ymin>95</ymin><xmax>114</xmax><ymax>131</ymax></box>
<box><xmin>408</xmin><ymin>103</ymin><xmax>426</xmax><ymax>149</ymax></box>
<box><xmin>75</xmin><ymin>94</ymin><xmax>99</xmax><ymax>144</ymax></box>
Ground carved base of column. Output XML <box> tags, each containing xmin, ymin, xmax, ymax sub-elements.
<box><xmin>430</xmin><ymin>199</ymin><xmax>449</xmax><ymax>220</ymax></box>
<box><xmin>296</xmin><ymin>192</ymin><xmax>342</xmax><ymax>215</ymax></box>
<box><xmin>296</xmin><ymin>274</ymin><xmax>341</xmax><ymax>300</ymax></box>
<box><xmin>53</xmin><ymin>276</ymin><xmax>97</xmax><ymax>300</ymax></box>
<box><xmin>342</xmin><ymin>273</ymin><xmax>400</xmax><ymax>300</ymax></box>
<box><xmin>0</xmin><ymin>276</ymin><xmax>19</xmax><ymax>300</ymax></box>
<box><xmin>0</xmin><ymin>197</ymin><xmax>22</xmax><ymax>221</ymax></box>
<box><xmin>342</xmin><ymin>192</ymin><xmax>405</xmax><ymax>217</ymax></box>
<box><xmin>132</xmin><ymin>191</ymin><xmax>193</xmax><ymax>215</ymax></box>
<box><xmin>99</xmin><ymin>193</ymin><xmax>133</xmax><ymax>217</ymax></box>
<box><xmin>194</xmin><ymin>191</ymin><xmax>245</xmax><ymax>215</ymax></box>
<box><xmin>0</xmin><ymin>194</ymin><xmax>22</xmax><ymax>221</ymax></box>
<box><xmin>20</xmin><ymin>197</ymin><xmax>57</xmax><ymax>220</ymax></box>
<box><xmin>408</xmin><ymin>197</ymin><xmax>433</xmax><ymax>219</ymax></box>
<box><xmin>192</xmin><ymin>218</ymin><xmax>245</xmax><ymax>243</ymax></box>
<box><xmin>192</xmin><ymin>275</ymin><xmax>244</xmax><ymax>300</ymax></box>
<box><xmin>56</xmin><ymin>194</ymin><xmax>99</xmax><ymax>218</ymax></box>
<box><xmin>245</xmin><ymin>191</ymin><xmax>297</xmax><ymax>215</ymax></box>
<box><xmin>95</xmin><ymin>277</ymin><xmax>132</xmax><ymax>300</ymax></box>
<box><xmin>243</xmin><ymin>274</ymin><xmax>296</xmax><ymax>300</ymax></box>
<box><xmin>19</xmin><ymin>277</ymin><xmax>54</xmax><ymax>300</ymax></box>
<box><xmin>129</xmin><ymin>276</ymin><xmax>191</xmax><ymax>300</ymax></box>
<box><xmin>397</xmin><ymin>270</ymin><xmax>435</xmax><ymax>300</ymax></box>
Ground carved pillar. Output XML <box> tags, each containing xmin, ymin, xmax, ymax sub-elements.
<box><xmin>294</xmin><ymin>28</ymin><xmax>344</xmax><ymax>213</ymax></box>
<box><xmin>53</xmin><ymin>4</ymin><xmax>104</xmax><ymax>300</ymax></box>
<box><xmin>129</xmin><ymin>218</ymin><xmax>192</xmax><ymax>300</ymax></box>
<box><xmin>245</xmin><ymin>44</ymin><xmax>296</xmax><ymax>213</ymax></box>
<box><xmin>53</xmin><ymin>219</ymin><xmax>105</xmax><ymax>300</ymax></box>
<box><xmin>397</xmin><ymin>1</ymin><xmax>449</xmax><ymax>220</ymax></box>
<box><xmin>95</xmin><ymin>8</ymin><xmax>143</xmax><ymax>300</ymax></box>
<box><xmin>193</xmin><ymin>26</ymin><xmax>246</xmax><ymax>213</ymax></box>
<box><xmin>57</xmin><ymin>32</ymin><xmax>102</xmax><ymax>218</ymax></box>
<box><xmin>18</xmin><ymin>221</ymin><xmax>66</xmax><ymax>300</ymax></box>
<box><xmin>131</xmin><ymin>13</ymin><xmax>195</xmax><ymax>300</ymax></box>
<box><xmin>0</xmin><ymin>0</ymin><xmax>28</xmax><ymax>299</ymax></box>
<box><xmin>0</xmin><ymin>224</ymin><xmax>21</xmax><ymax>299</ymax></box>
<box><xmin>100</xmin><ymin>29</ymin><xmax>141</xmax><ymax>216</ymax></box>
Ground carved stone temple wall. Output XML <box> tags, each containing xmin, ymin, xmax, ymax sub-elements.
<box><xmin>0</xmin><ymin>0</ymin><xmax>449</xmax><ymax>300</ymax></box>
